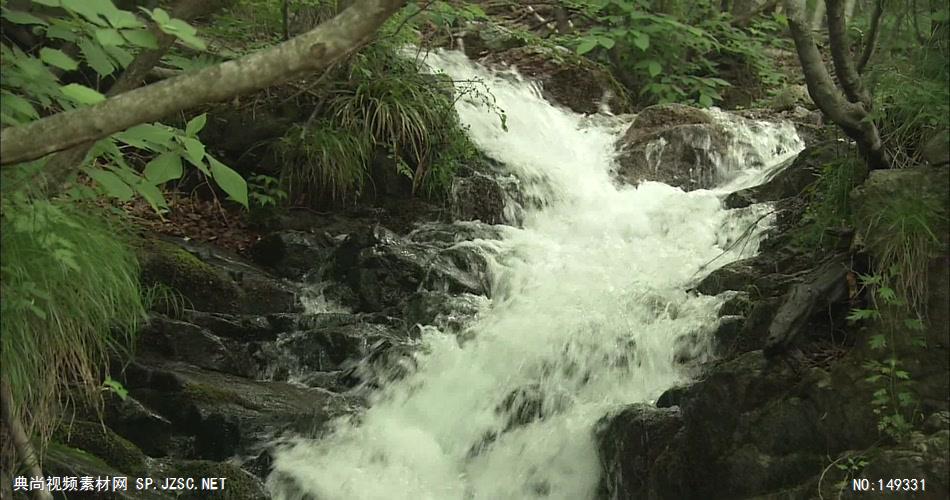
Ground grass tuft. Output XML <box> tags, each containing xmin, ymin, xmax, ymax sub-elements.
<box><xmin>1</xmin><ymin>196</ymin><xmax>147</xmax><ymax>468</ymax></box>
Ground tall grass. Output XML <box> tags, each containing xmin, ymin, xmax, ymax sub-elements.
<box><xmin>1</xmin><ymin>196</ymin><xmax>147</xmax><ymax>467</ymax></box>
<box><xmin>277</xmin><ymin>122</ymin><xmax>371</xmax><ymax>202</ymax></box>
<box><xmin>278</xmin><ymin>39</ymin><xmax>475</xmax><ymax>203</ymax></box>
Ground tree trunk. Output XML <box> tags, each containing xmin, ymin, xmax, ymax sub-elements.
<box><xmin>0</xmin><ymin>0</ymin><xmax>407</xmax><ymax>167</ymax></box>
<box><xmin>784</xmin><ymin>0</ymin><xmax>888</xmax><ymax>170</ymax></box>
<box><xmin>810</xmin><ymin>0</ymin><xmax>826</xmax><ymax>30</ymax></box>
<box><xmin>826</xmin><ymin>0</ymin><xmax>871</xmax><ymax>107</ymax></box>
<box><xmin>1</xmin><ymin>380</ymin><xmax>52</xmax><ymax>500</ymax></box>
<box><xmin>856</xmin><ymin>0</ymin><xmax>884</xmax><ymax>73</ymax></box>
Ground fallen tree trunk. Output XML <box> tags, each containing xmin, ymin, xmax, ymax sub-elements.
<box><xmin>0</xmin><ymin>0</ymin><xmax>407</xmax><ymax>167</ymax></box>
<box><xmin>765</xmin><ymin>257</ymin><xmax>850</xmax><ymax>355</ymax></box>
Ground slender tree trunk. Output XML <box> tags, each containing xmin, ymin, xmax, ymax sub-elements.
<box><xmin>856</xmin><ymin>0</ymin><xmax>884</xmax><ymax>73</ymax></box>
<box><xmin>784</xmin><ymin>0</ymin><xmax>888</xmax><ymax>170</ymax></box>
<box><xmin>0</xmin><ymin>0</ymin><xmax>407</xmax><ymax>167</ymax></box>
<box><xmin>826</xmin><ymin>0</ymin><xmax>871</xmax><ymax>107</ymax></box>
<box><xmin>811</xmin><ymin>0</ymin><xmax>826</xmax><ymax>30</ymax></box>
<box><xmin>1</xmin><ymin>380</ymin><xmax>52</xmax><ymax>500</ymax></box>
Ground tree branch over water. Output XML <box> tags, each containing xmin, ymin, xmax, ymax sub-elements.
<box><xmin>0</xmin><ymin>0</ymin><xmax>407</xmax><ymax>167</ymax></box>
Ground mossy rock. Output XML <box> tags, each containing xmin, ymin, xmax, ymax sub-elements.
<box><xmin>151</xmin><ymin>459</ymin><xmax>266</xmax><ymax>499</ymax></box>
<box><xmin>140</xmin><ymin>239</ymin><xmax>240</xmax><ymax>313</ymax></box>
<box><xmin>53</xmin><ymin>420</ymin><xmax>148</xmax><ymax>476</ymax></box>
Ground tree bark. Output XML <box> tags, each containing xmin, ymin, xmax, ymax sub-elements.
<box><xmin>856</xmin><ymin>0</ymin><xmax>884</xmax><ymax>74</ymax></box>
<box><xmin>825</xmin><ymin>0</ymin><xmax>870</xmax><ymax>107</ymax></box>
<box><xmin>1</xmin><ymin>379</ymin><xmax>52</xmax><ymax>500</ymax></box>
<box><xmin>784</xmin><ymin>0</ymin><xmax>888</xmax><ymax>169</ymax></box>
<box><xmin>0</xmin><ymin>0</ymin><xmax>407</xmax><ymax>167</ymax></box>
<box><xmin>810</xmin><ymin>0</ymin><xmax>826</xmax><ymax>31</ymax></box>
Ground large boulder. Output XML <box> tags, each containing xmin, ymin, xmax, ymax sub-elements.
<box><xmin>614</xmin><ymin>104</ymin><xmax>731</xmax><ymax>191</ymax></box>
<box><xmin>329</xmin><ymin>224</ymin><xmax>494</xmax><ymax>314</ymax></box>
<box><xmin>481</xmin><ymin>45</ymin><xmax>631</xmax><ymax>114</ymax></box>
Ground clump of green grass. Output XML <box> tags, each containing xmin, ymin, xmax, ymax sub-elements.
<box><xmin>1</xmin><ymin>196</ymin><xmax>147</xmax><ymax>462</ymax></box>
<box><xmin>796</xmin><ymin>155</ymin><xmax>863</xmax><ymax>251</ymax></box>
<box><xmin>277</xmin><ymin>121</ymin><xmax>372</xmax><ymax>202</ymax></box>
<box><xmin>861</xmin><ymin>194</ymin><xmax>944</xmax><ymax>315</ymax></box>
<box><xmin>277</xmin><ymin>38</ymin><xmax>477</xmax><ymax>203</ymax></box>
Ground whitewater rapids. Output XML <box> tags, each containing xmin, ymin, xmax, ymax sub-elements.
<box><xmin>267</xmin><ymin>50</ymin><xmax>803</xmax><ymax>500</ymax></box>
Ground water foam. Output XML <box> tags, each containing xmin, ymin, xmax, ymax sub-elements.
<box><xmin>267</xmin><ymin>50</ymin><xmax>802</xmax><ymax>500</ymax></box>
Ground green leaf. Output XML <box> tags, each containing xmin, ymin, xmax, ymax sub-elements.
<box><xmin>868</xmin><ymin>334</ymin><xmax>887</xmax><ymax>350</ymax></box>
<box><xmin>143</xmin><ymin>153</ymin><xmax>183</xmax><ymax>184</ymax></box>
<box><xmin>78</xmin><ymin>39</ymin><xmax>115</xmax><ymax>76</ymax></box>
<box><xmin>95</xmin><ymin>28</ymin><xmax>125</xmax><ymax>46</ymax></box>
<box><xmin>162</xmin><ymin>18</ymin><xmax>206</xmax><ymax>50</ymax></box>
<box><xmin>87</xmin><ymin>168</ymin><xmax>133</xmax><ymax>200</ymax></box>
<box><xmin>633</xmin><ymin>32</ymin><xmax>650</xmax><ymax>51</ymax></box>
<box><xmin>107</xmin><ymin>10</ymin><xmax>142</xmax><ymax>29</ymax></box>
<box><xmin>208</xmin><ymin>156</ymin><xmax>248</xmax><ymax>208</ymax></box>
<box><xmin>598</xmin><ymin>36</ymin><xmax>615</xmax><ymax>50</ymax></box>
<box><xmin>181</xmin><ymin>137</ymin><xmax>205</xmax><ymax>166</ymax></box>
<box><xmin>61</xmin><ymin>0</ymin><xmax>107</xmax><ymax>25</ymax></box>
<box><xmin>60</xmin><ymin>83</ymin><xmax>106</xmax><ymax>105</ymax></box>
<box><xmin>102</xmin><ymin>377</ymin><xmax>129</xmax><ymax>400</ymax></box>
<box><xmin>698</xmin><ymin>93</ymin><xmax>713</xmax><ymax>107</ymax></box>
<box><xmin>2</xmin><ymin>9</ymin><xmax>49</xmax><ymax>26</ymax></box>
<box><xmin>40</xmin><ymin>47</ymin><xmax>79</xmax><ymax>71</ymax></box>
<box><xmin>31</xmin><ymin>0</ymin><xmax>60</xmax><ymax>7</ymax></box>
<box><xmin>1</xmin><ymin>92</ymin><xmax>39</xmax><ymax>120</ymax></box>
<box><xmin>185</xmin><ymin>113</ymin><xmax>207</xmax><ymax>136</ymax></box>
<box><xmin>134</xmin><ymin>181</ymin><xmax>168</xmax><ymax>212</ymax></box>
<box><xmin>103</xmin><ymin>44</ymin><xmax>134</xmax><ymax>68</ymax></box>
<box><xmin>647</xmin><ymin>60</ymin><xmax>662</xmax><ymax>78</ymax></box>
<box><xmin>147</xmin><ymin>7</ymin><xmax>170</xmax><ymax>25</ymax></box>
<box><xmin>116</xmin><ymin>123</ymin><xmax>175</xmax><ymax>149</ymax></box>
<box><xmin>576</xmin><ymin>38</ymin><xmax>598</xmax><ymax>55</ymax></box>
<box><xmin>121</xmin><ymin>29</ymin><xmax>158</xmax><ymax>49</ymax></box>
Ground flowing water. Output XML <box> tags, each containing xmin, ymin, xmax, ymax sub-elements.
<box><xmin>267</xmin><ymin>51</ymin><xmax>803</xmax><ymax>500</ymax></box>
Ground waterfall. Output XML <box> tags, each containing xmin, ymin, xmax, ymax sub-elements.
<box><xmin>267</xmin><ymin>50</ymin><xmax>803</xmax><ymax>500</ymax></box>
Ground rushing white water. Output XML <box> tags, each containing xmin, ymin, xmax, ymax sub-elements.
<box><xmin>268</xmin><ymin>51</ymin><xmax>802</xmax><ymax>500</ymax></box>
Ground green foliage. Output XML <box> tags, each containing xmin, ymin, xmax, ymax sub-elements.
<box><xmin>564</xmin><ymin>0</ymin><xmax>785</xmax><ymax>107</ymax></box>
<box><xmin>861</xmin><ymin>193</ymin><xmax>944</xmax><ymax>315</ymax></box>
<box><xmin>1</xmin><ymin>1</ymin><xmax>249</xmax><ymax>208</ymax></box>
<box><xmin>277</xmin><ymin>121</ymin><xmax>372</xmax><ymax>202</ymax></box>
<box><xmin>861</xmin><ymin>1</ymin><xmax>949</xmax><ymax>167</ymax></box>
<box><xmin>796</xmin><ymin>156</ymin><xmax>862</xmax><ymax>251</ymax></box>
<box><xmin>277</xmin><ymin>31</ymin><xmax>478</xmax><ymax>203</ymax></box>
<box><xmin>0</xmin><ymin>196</ymin><xmax>147</xmax><ymax>450</ymax></box>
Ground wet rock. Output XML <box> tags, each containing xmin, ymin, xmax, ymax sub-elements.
<box><xmin>922</xmin><ymin>129</ymin><xmax>950</xmax><ymax>167</ymax></box>
<box><xmin>331</xmin><ymin>224</ymin><xmax>493</xmax><ymax>313</ymax></box>
<box><xmin>183</xmin><ymin>310</ymin><xmax>280</xmax><ymax>341</ymax></box>
<box><xmin>595</xmin><ymin>404</ymin><xmax>682</xmax><ymax>499</ymax></box>
<box><xmin>141</xmin><ymin>237</ymin><xmax>299</xmax><ymax>315</ymax></box>
<box><xmin>481</xmin><ymin>45</ymin><xmax>631</xmax><ymax>114</ymax></box>
<box><xmin>121</xmin><ymin>361</ymin><xmax>351</xmax><ymax>461</ymax></box>
<box><xmin>405</xmin><ymin>291</ymin><xmax>486</xmax><ymax>332</ymax></box>
<box><xmin>460</xmin><ymin>22</ymin><xmax>525</xmax><ymax>58</ymax></box>
<box><xmin>724</xmin><ymin>140</ymin><xmax>851</xmax><ymax>209</ymax></box>
<box><xmin>622</xmin><ymin>104</ymin><xmax>714</xmax><ymax>144</ymax></box>
<box><xmin>102</xmin><ymin>393</ymin><xmax>175</xmax><ymax>457</ymax></box>
<box><xmin>248</xmin><ymin>230</ymin><xmax>335</xmax><ymax>278</ymax></box>
<box><xmin>150</xmin><ymin>458</ymin><xmax>268</xmax><ymax>499</ymax></box>
<box><xmin>451</xmin><ymin>172</ymin><xmax>507</xmax><ymax>224</ymax></box>
<box><xmin>617</xmin><ymin>104</ymin><xmax>731</xmax><ymax>191</ymax></box>
<box><xmin>43</xmin><ymin>442</ymin><xmax>172</xmax><ymax>499</ymax></box>
<box><xmin>137</xmin><ymin>316</ymin><xmax>260</xmax><ymax>379</ymax></box>
<box><xmin>53</xmin><ymin>420</ymin><xmax>149</xmax><ymax>476</ymax></box>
